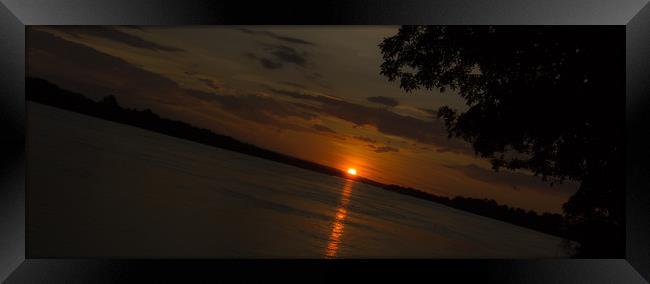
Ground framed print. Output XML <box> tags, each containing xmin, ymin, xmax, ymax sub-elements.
<box><xmin>1</xmin><ymin>0</ymin><xmax>649</xmax><ymax>283</ymax></box>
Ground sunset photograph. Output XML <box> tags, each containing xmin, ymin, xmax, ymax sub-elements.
<box><xmin>26</xmin><ymin>26</ymin><xmax>623</xmax><ymax>258</ymax></box>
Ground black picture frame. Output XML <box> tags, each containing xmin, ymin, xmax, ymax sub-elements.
<box><xmin>1</xmin><ymin>0</ymin><xmax>649</xmax><ymax>282</ymax></box>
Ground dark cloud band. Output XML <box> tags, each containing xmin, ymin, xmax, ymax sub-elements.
<box><xmin>238</xmin><ymin>28</ymin><xmax>316</xmax><ymax>46</ymax></box>
<box><xmin>56</xmin><ymin>26</ymin><xmax>183</xmax><ymax>52</ymax></box>
<box><xmin>367</xmin><ymin>96</ymin><xmax>399</xmax><ymax>107</ymax></box>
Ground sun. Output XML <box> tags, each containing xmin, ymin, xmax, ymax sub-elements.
<box><xmin>347</xmin><ymin>168</ymin><xmax>358</xmax><ymax>176</ymax></box>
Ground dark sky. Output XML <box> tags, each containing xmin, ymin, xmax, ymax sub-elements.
<box><xmin>27</xmin><ymin>26</ymin><xmax>579</xmax><ymax>213</ymax></box>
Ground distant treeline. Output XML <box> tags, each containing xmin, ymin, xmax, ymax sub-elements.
<box><xmin>364</xmin><ymin>180</ymin><xmax>568</xmax><ymax>239</ymax></box>
<box><xmin>27</xmin><ymin>77</ymin><xmax>572</xmax><ymax>241</ymax></box>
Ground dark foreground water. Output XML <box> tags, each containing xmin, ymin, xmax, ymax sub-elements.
<box><xmin>28</xmin><ymin>102</ymin><xmax>569</xmax><ymax>258</ymax></box>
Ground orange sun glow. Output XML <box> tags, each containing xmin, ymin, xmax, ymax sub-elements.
<box><xmin>347</xmin><ymin>168</ymin><xmax>357</xmax><ymax>176</ymax></box>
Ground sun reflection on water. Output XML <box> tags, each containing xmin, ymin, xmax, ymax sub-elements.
<box><xmin>325</xmin><ymin>179</ymin><xmax>354</xmax><ymax>258</ymax></box>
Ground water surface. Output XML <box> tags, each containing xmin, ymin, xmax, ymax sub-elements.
<box><xmin>28</xmin><ymin>102</ymin><xmax>569</xmax><ymax>258</ymax></box>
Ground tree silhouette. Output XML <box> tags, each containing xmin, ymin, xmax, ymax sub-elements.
<box><xmin>380</xmin><ymin>26</ymin><xmax>624</xmax><ymax>257</ymax></box>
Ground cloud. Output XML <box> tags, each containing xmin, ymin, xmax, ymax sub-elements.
<box><xmin>237</xmin><ymin>28</ymin><xmax>316</xmax><ymax>46</ymax></box>
<box><xmin>311</xmin><ymin>124</ymin><xmax>336</xmax><ymax>133</ymax></box>
<box><xmin>263</xmin><ymin>44</ymin><xmax>308</xmax><ymax>67</ymax></box>
<box><xmin>353</xmin><ymin>136</ymin><xmax>377</xmax><ymax>143</ymax></box>
<box><xmin>206</xmin><ymin>94</ymin><xmax>318</xmax><ymax>125</ymax></box>
<box><xmin>245</xmin><ymin>53</ymin><xmax>282</xmax><ymax>70</ymax></box>
<box><xmin>55</xmin><ymin>26</ymin><xmax>183</xmax><ymax>52</ymax></box>
<box><xmin>420</xmin><ymin>108</ymin><xmax>438</xmax><ymax>117</ymax></box>
<box><xmin>305</xmin><ymin>72</ymin><xmax>323</xmax><ymax>80</ymax></box>
<box><xmin>367</xmin><ymin>96</ymin><xmax>399</xmax><ymax>107</ymax></box>
<box><xmin>373</xmin><ymin>146</ymin><xmax>399</xmax><ymax>153</ymax></box>
<box><xmin>282</xmin><ymin>81</ymin><xmax>308</xmax><ymax>89</ymax></box>
<box><xmin>270</xmin><ymin>88</ymin><xmax>472</xmax><ymax>154</ymax></box>
<box><xmin>260</xmin><ymin>57</ymin><xmax>283</xmax><ymax>69</ymax></box>
<box><xmin>436</xmin><ymin>147</ymin><xmax>456</xmax><ymax>153</ymax></box>
<box><xmin>365</xmin><ymin>143</ymin><xmax>398</xmax><ymax>153</ymax></box>
<box><xmin>199</xmin><ymin>78</ymin><xmax>221</xmax><ymax>91</ymax></box>
<box><xmin>246</xmin><ymin>44</ymin><xmax>308</xmax><ymax>70</ymax></box>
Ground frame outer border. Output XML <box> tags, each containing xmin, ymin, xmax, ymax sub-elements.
<box><xmin>0</xmin><ymin>0</ymin><xmax>649</xmax><ymax>283</ymax></box>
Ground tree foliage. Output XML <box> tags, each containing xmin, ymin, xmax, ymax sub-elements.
<box><xmin>380</xmin><ymin>26</ymin><xmax>624</xmax><ymax>257</ymax></box>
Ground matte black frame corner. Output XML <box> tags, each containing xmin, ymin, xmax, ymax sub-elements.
<box><xmin>1</xmin><ymin>1</ymin><xmax>649</xmax><ymax>283</ymax></box>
